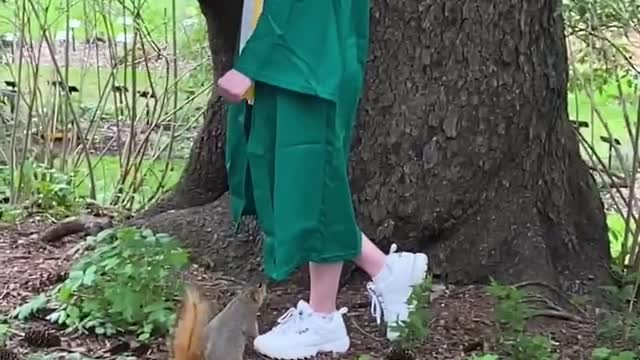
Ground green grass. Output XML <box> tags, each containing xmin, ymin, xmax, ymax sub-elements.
<box><xmin>0</xmin><ymin>62</ymin><xmax>209</xmax><ymax>101</ymax></box>
<box><xmin>73</xmin><ymin>154</ymin><xmax>185</xmax><ymax>207</ymax></box>
<box><xmin>1</xmin><ymin>63</ymin><xmax>162</xmax><ymax>103</ymax></box>
<box><xmin>0</xmin><ymin>0</ymin><xmax>202</xmax><ymax>43</ymax></box>
<box><xmin>607</xmin><ymin>211</ymin><xmax>630</xmax><ymax>260</ymax></box>
<box><xmin>0</xmin><ymin>62</ymin><xmax>210</xmax><ymax>128</ymax></box>
<box><xmin>568</xmin><ymin>79</ymin><xmax>639</xmax><ymax>170</ymax></box>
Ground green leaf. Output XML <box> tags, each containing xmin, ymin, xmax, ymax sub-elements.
<box><xmin>57</xmin><ymin>284</ymin><xmax>74</xmax><ymax>302</ymax></box>
<box><xmin>117</xmin><ymin>227</ymin><xmax>138</xmax><ymax>242</ymax></box>
<box><xmin>615</xmin><ymin>351</ymin><xmax>638</xmax><ymax>360</ymax></box>
<box><xmin>137</xmin><ymin>331</ymin><xmax>151</xmax><ymax>342</ymax></box>
<box><xmin>66</xmin><ymin>305</ymin><xmax>80</xmax><ymax>320</ymax></box>
<box><xmin>165</xmin><ymin>250</ymin><xmax>189</xmax><ymax>268</ymax></box>
<box><xmin>83</xmin><ymin>265</ymin><xmax>98</xmax><ymax>285</ymax></box>
<box><xmin>100</xmin><ymin>256</ymin><xmax>121</xmax><ymax>270</ymax></box>
<box><xmin>0</xmin><ymin>323</ymin><xmax>10</xmax><ymax>346</ymax></box>
<box><xmin>67</xmin><ymin>270</ymin><xmax>85</xmax><ymax>289</ymax></box>
<box><xmin>12</xmin><ymin>294</ymin><xmax>48</xmax><ymax>320</ymax></box>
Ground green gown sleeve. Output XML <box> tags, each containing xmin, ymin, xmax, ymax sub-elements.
<box><xmin>234</xmin><ymin>0</ymin><xmax>347</xmax><ymax>102</ymax></box>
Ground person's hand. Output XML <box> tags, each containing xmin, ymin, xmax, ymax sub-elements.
<box><xmin>217</xmin><ymin>69</ymin><xmax>253</xmax><ymax>103</ymax></box>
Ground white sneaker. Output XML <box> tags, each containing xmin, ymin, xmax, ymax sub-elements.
<box><xmin>366</xmin><ymin>243</ymin><xmax>429</xmax><ymax>341</ymax></box>
<box><xmin>253</xmin><ymin>300</ymin><xmax>350</xmax><ymax>359</ymax></box>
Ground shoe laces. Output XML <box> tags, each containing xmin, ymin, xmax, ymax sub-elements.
<box><xmin>367</xmin><ymin>282</ymin><xmax>383</xmax><ymax>325</ymax></box>
<box><xmin>271</xmin><ymin>305</ymin><xmax>349</xmax><ymax>334</ymax></box>
<box><xmin>272</xmin><ymin>307</ymin><xmax>306</xmax><ymax>334</ymax></box>
<box><xmin>366</xmin><ymin>243</ymin><xmax>400</xmax><ymax>325</ymax></box>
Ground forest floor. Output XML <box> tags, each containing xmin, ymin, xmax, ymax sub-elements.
<box><xmin>0</xmin><ymin>217</ymin><xmax>603</xmax><ymax>360</ymax></box>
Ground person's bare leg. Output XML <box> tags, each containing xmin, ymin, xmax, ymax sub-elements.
<box><xmin>355</xmin><ymin>232</ymin><xmax>429</xmax><ymax>341</ymax></box>
<box><xmin>254</xmin><ymin>261</ymin><xmax>350</xmax><ymax>358</ymax></box>
<box><xmin>354</xmin><ymin>233</ymin><xmax>387</xmax><ymax>279</ymax></box>
<box><xmin>309</xmin><ymin>262</ymin><xmax>343</xmax><ymax>314</ymax></box>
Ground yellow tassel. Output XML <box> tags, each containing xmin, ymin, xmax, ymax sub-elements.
<box><xmin>244</xmin><ymin>0</ymin><xmax>263</xmax><ymax>104</ymax></box>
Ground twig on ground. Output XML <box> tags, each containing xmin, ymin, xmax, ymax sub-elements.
<box><xmin>350</xmin><ymin>317</ymin><xmax>384</xmax><ymax>342</ymax></box>
<box><xmin>447</xmin><ymin>284</ymin><xmax>476</xmax><ymax>298</ymax></box>
<box><xmin>214</xmin><ymin>275</ymin><xmax>246</xmax><ymax>286</ymax></box>
<box><xmin>47</xmin><ymin>346</ymin><xmax>99</xmax><ymax>359</ymax></box>
<box><xmin>0</xmin><ymin>285</ymin><xmax>8</xmax><ymax>300</ymax></box>
<box><xmin>6</xmin><ymin>254</ymin><xmax>31</xmax><ymax>260</ymax></box>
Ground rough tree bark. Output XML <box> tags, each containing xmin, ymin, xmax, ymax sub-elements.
<box><xmin>136</xmin><ymin>0</ymin><xmax>611</xmax><ymax>291</ymax></box>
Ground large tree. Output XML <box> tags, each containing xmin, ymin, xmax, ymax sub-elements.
<box><xmin>134</xmin><ymin>0</ymin><xmax>612</xmax><ymax>292</ymax></box>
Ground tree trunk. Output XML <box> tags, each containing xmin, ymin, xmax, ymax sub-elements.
<box><xmin>139</xmin><ymin>0</ymin><xmax>612</xmax><ymax>292</ymax></box>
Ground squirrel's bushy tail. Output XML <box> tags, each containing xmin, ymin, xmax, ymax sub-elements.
<box><xmin>173</xmin><ymin>286</ymin><xmax>211</xmax><ymax>360</ymax></box>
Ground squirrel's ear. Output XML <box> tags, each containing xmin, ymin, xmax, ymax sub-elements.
<box><xmin>249</xmin><ymin>283</ymin><xmax>266</xmax><ymax>302</ymax></box>
<box><xmin>249</xmin><ymin>288</ymin><xmax>260</xmax><ymax>302</ymax></box>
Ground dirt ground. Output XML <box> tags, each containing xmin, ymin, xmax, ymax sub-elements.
<box><xmin>0</xmin><ymin>218</ymin><xmax>601</xmax><ymax>360</ymax></box>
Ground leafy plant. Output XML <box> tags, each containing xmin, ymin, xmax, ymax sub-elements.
<box><xmin>29</xmin><ymin>162</ymin><xmax>81</xmax><ymax>217</ymax></box>
<box><xmin>467</xmin><ymin>354</ymin><xmax>500</xmax><ymax>360</ymax></box>
<box><xmin>14</xmin><ymin>227</ymin><xmax>190</xmax><ymax>341</ymax></box>
<box><xmin>486</xmin><ymin>281</ymin><xmax>558</xmax><ymax>360</ymax></box>
<box><xmin>0</xmin><ymin>204</ymin><xmax>24</xmax><ymax>224</ymax></box>
<box><xmin>0</xmin><ymin>162</ymin><xmax>82</xmax><ymax>220</ymax></box>
<box><xmin>389</xmin><ymin>275</ymin><xmax>433</xmax><ymax>350</ymax></box>
<box><xmin>507</xmin><ymin>335</ymin><xmax>558</xmax><ymax>360</ymax></box>
<box><xmin>592</xmin><ymin>347</ymin><xmax>638</xmax><ymax>360</ymax></box>
<box><xmin>11</xmin><ymin>294</ymin><xmax>49</xmax><ymax>320</ymax></box>
<box><xmin>596</xmin><ymin>309</ymin><xmax>640</xmax><ymax>349</ymax></box>
<box><xmin>0</xmin><ymin>320</ymin><xmax>10</xmax><ymax>347</ymax></box>
<box><xmin>607</xmin><ymin>211</ymin><xmax>634</xmax><ymax>263</ymax></box>
<box><xmin>486</xmin><ymin>280</ymin><xmax>533</xmax><ymax>335</ymax></box>
<box><xmin>356</xmin><ymin>355</ymin><xmax>373</xmax><ymax>360</ymax></box>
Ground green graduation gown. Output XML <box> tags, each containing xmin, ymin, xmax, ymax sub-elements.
<box><xmin>225</xmin><ymin>0</ymin><xmax>370</xmax><ymax>281</ymax></box>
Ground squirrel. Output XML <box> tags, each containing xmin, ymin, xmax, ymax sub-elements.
<box><xmin>173</xmin><ymin>283</ymin><xmax>267</xmax><ymax>360</ymax></box>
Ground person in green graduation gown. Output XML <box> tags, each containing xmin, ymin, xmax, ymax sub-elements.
<box><xmin>217</xmin><ymin>1</ymin><xmax>429</xmax><ymax>358</ymax></box>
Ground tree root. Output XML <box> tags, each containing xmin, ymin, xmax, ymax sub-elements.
<box><xmin>514</xmin><ymin>280</ymin><xmax>589</xmax><ymax>317</ymax></box>
<box><xmin>529</xmin><ymin>309</ymin><xmax>585</xmax><ymax>323</ymax></box>
<box><xmin>523</xmin><ymin>294</ymin><xmax>589</xmax><ymax>323</ymax></box>
<box><xmin>38</xmin><ymin>215</ymin><xmax>113</xmax><ymax>243</ymax></box>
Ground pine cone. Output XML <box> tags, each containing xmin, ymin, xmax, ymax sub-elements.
<box><xmin>0</xmin><ymin>348</ymin><xmax>19</xmax><ymax>360</ymax></box>
<box><xmin>385</xmin><ymin>346</ymin><xmax>416</xmax><ymax>360</ymax></box>
<box><xmin>22</xmin><ymin>328</ymin><xmax>61</xmax><ymax>348</ymax></box>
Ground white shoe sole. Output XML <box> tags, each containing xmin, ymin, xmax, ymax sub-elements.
<box><xmin>254</xmin><ymin>336</ymin><xmax>350</xmax><ymax>359</ymax></box>
<box><xmin>386</xmin><ymin>252</ymin><xmax>429</xmax><ymax>341</ymax></box>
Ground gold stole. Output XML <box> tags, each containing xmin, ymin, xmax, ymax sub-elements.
<box><xmin>240</xmin><ymin>0</ymin><xmax>263</xmax><ymax>104</ymax></box>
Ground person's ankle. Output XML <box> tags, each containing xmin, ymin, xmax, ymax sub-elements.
<box><xmin>309</xmin><ymin>303</ymin><xmax>337</xmax><ymax>315</ymax></box>
<box><xmin>314</xmin><ymin>310</ymin><xmax>338</xmax><ymax>318</ymax></box>
<box><xmin>372</xmin><ymin>262</ymin><xmax>393</xmax><ymax>285</ymax></box>
<box><xmin>367</xmin><ymin>259</ymin><xmax>387</xmax><ymax>279</ymax></box>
